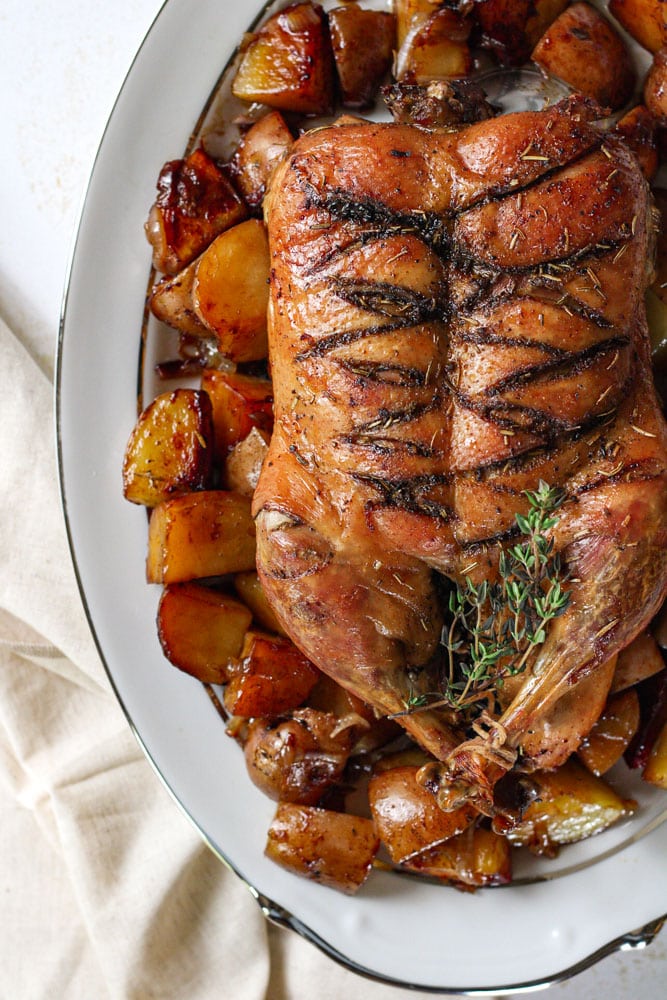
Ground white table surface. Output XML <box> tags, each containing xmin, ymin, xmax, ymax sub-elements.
<box><xmin>1</xmin><ymin>1</ymin><xmax>664</xmax><ymax>997</ymax></box>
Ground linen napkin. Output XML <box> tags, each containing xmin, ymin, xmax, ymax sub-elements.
<box><xmin>0</xmin><ymin>311</ymin><xmax>469</xmax><ymax>999</ymax></box>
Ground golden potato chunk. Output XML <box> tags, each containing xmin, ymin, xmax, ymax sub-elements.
<box><xmin>146</xmin><ymin>490</ymin><xmax>256</xmax><ymax>583</ymax></box>
<box><xmin>232</xmin><ymin>2</ymin><xmax>335</xmax><ymax>116</ymax></box>
<box><xmin>368</xmin><ymin>764</ymin><xmax>476</xmax><ymax>863</ymax></box>
<box><xmin>611</xmin><ymin>630</ymin><xmax>666</xmax><ymax>692</ymax></box>
<box><xmin>157</xmin><ymin>583</ymin><xmax>252</xmax><ymax>684</ymax></box>
<box><xmin>394</xmin><ymin>0</ymin><xmax>435</xmax><ymax>48</ymax></box>
<box><xmin>193</xmin><ymin>219</ymin><xmax>270</xmax><ymax>362</ymax></box>
<box><xmin>476</xmin><ymin>0</ymin><xmax>570</xmax><ymax>65</ymax></box>
<box><xmin>200</xmin><ymin>370</ymin><xmax>273</xmax><ymax>462</ymax></box>
<box><xmin>144</xmin><ymin>148</ymin><xmax>247</xmax><ymax>274</ymax></box>
<box><xmin>609</xmin><ymin>0</ymin><xmax>665</xmax><ymax>53</ymax></box>
<box><xmin>643</xmin><ymin>718</ymin><xmax>667</xmax><ymax>788</ymax></box>
<box><xmin>644</xmin><ymin>47</ymin><xmax>667</xmax><ymax>127</ymax></box>
<box><xmin>505</xmin><ymin>759</ymin><xmax>635</xmax><ymax>855</ymax></box>
<box><xmin>329</xmin><ymin>4</ymin><xmax>396</xmax><ymax>108</ymax></box>
<box><xmin>123</xmin><ymin>389</ymin><xmax>213</xmax><ymax>507</ymax></box>
<box><xmin>223</xmin><ymin>631</ymin><xmax>320</xmax><ymax>717</ymax></box>
<box><xmin>403</xmin><ymin>826</ymin><xmax>512</xmax><ymax>887</ymax></box>
<box><xmin>231</xmin><ymin>111</ymin><xmax>294</xmax><ymax>210</ymax></box>
<box><xmin>395</xmin><ymin>9</ymin><xmax>472</xmax><ymax>84</ymax></box>
<box><xmin>577</xmin><ymin>688</ymin><xmax>640</xmax><ymax>775</ymax></box>
<box><xmin>532</xmin><ymin>2</ymin><xmax>636</xmax><ymax>111</ymax></box>
<box><xmin>233</xmin><ymin>570</ymin><xmax>287</xmax><ymax>635</ymax></box>
<box><xmin>265</xmin><ymin>803</ymin><xmax>379</xmax><ymax>894</ymax></box>
<box><xmin>149</xmin><ymin>259</ymin><xmax>210</xmax><ymax>337</ymax></box>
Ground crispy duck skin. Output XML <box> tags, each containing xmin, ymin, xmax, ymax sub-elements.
<box><xmin>253</xmin><ymin>97</ymin><xmax>667</xmax><ymax>813</ymax></box>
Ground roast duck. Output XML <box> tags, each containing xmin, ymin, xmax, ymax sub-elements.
<box><xmin>252</xmin><ymin>96</ymin><xmax>667</xmax><ymax>817</ymax></box>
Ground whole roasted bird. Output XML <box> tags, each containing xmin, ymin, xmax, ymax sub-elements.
<box><xmin>253</xmin><ymin>97</ymin><xmax>667</xmax><ymax>815</ymax></box>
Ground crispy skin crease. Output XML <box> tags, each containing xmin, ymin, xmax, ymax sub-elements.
<box><xmin>253</xmin><ymin>98</ymin><xmax>667</xmax><ymax>812</ymax></box>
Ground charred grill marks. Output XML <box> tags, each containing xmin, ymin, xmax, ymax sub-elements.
<box><xmin>484</xmin><ymin>335</ymin><xmax>630</xmax><ymax>398</ymax></box>
<box><xmin>331</xmin><ymin>277</ymin><xmax>447</xmax><ymax>324</ymax></box>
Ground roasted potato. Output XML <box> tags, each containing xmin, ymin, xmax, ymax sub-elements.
<box><xmin>149</xmin><ymin>258</ymin><xmax>210</xmax><ymax>337</ymax></box>
<box><xmin>265</xmin><ymin>803</ymin><xmax>379</xmax><ymax>894</ymax></box>
<box><xmin>532</xmin><ymin>2</ymin><xmax>636</xmax><ymax>111</ymax></box>
<box><xmin>625</xmin><ymin>668</ymin><xmax>667</xmax><ymax>769</ymax></box>
<box><xmin>577</xmin><ymin>688</ymin><xmax>640</xmax><ymax>775</ymax></box>
<box><xmin>403</xmin><ymin>826</ymin><xmax>512</xmax><ymax>888</ymax></box>
<box><xmin>200</xmin><ymin>370</ymin><xmax>273</xmax><ymax>462</ymax></box>
<box><xmin>611</xmin><ymin>630</ymin><xmax>666</xmax><ymax>691</ymax></box>
<box><xmin>476</xmin><ymin>0</ymin><xmax>570</xmax><ymax>65</ymax></box>
<box><xmin>233</xmin><ymin>570</ymin><xmax>287</xmax><ymax>636</ymax></box>
<box><xmin>368</xmin><ymin>764</ymin><xmax>476</xmax><ymax>863</ymax></box>
<box><xmin>222</xmin><ymin>426</ymin><xmax>270</xmax><ymax>497</ymax></box>
<box><xmin>223</xmin><ymin>631</ymin><xmax>320</xmax><ymax>717</ymax></box>
<box><xmin>505</xmin><ymin>758</ymin><xmax>635</xmax><ymax>854</ymax></box>
<box><xmin>232</xmin><ymin>2</ymin><xmax>335</xmax><ymax>116</ymax></box>
<box><xmin>306</xmin><ymin>673</ymin><xmax>400</xmax><ymax>754</ymax></box>
<box><xmin>243</xmin><ymin>709</ymin><xmax>353</xmax><ymax>804</ymax></box>
<box><xmin>643</xmin><ymin>717</ymin><xmax>667</xmax><ymax>787</ymax></box>
<box><xmin>613</xmin><ymin>104</ymin><xmax>659</xmax><ymax>179</ymax></box>
<box><xmin>191</xmin><ymin>219</ymin><xmax>270</xmax><ymax>362</ymax></box>
<box><xmin>395</xmin><ymin>8</ymin><xmax>472</xmax><ymax>84</ymax></box>
<box><xmin>146</xmin><ymin>490</ymin><xmax>256</xmax><ymax>583</ymax></box>
<box><xmin>157</xmin><ymin>583</ymin><xmax>252</xmax><ymax>684</ymax></box>
<box><xmin>644</xmin><ymin>47</ymin><xmax>667</xmax><ymax>126</ymax></box>
<box><xmin>609</xmin><ymin>0</ymin><xmax>665</xmax><ymax>53</ymax></box>
<box><xmin>123</xmin><ymin>389</ymin><xmax>213</xmax><ymax>507</ymax></box>
<box><xmin>329</xmin><ymin>4</ymin><xmax>396</xmax><ymax>108</ymax></box>
<box><xmin>230</xmin><ymin>111</ymin><xmax>294</xmax><ymax>210</ymax></box>
<box><xmin>394</xmin><ymin>0</ymin><xmax>436</xmax><ymax>49</ymax></box>
<box><xmin>144</xmin><ymin>148</ymin><xmax>247</xmax><ymax>274</ymax></box>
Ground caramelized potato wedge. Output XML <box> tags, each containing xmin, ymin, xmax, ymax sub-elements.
<box><xmin>224</xmin><ymin>631</ymin><xmax>320</xmax><ymax>717</ymax></box>
<box><xmin>505</xmin><ymin>759</ymin><xmax>635</xmax><ymax>854</ymax></box>
<box><xmin>146</xmin><ymin>490</ymin><xmax>256</xmax><ymax>583</ymax></box>
<box><xmin>329</xmin><ymin>4</ymin><xmax>396</xmax><ymax>108</ymax></box>
<box><xmin>244</xmin><ymin>709</ymin><xmax>353</xmax><ymax>804</ymax></box>
<box><xmin>368</xmin><ymin>765</ymin><xmax>476</xmax><ymax>863</ymax></box>
<box><xmin>532</xmin><ymin>2</ymin><xmax>636</xmax><ymax>111</ymax></box>
<box><xmin>644</xmin><ymin>47</ymin><xmax>667</xmax><ymax>126</ymax></box>
<box><xmin>613</xmin><ymin>104</ymin><xmax>659</xmax><ymax>180</ymax></box>
<box><xmin>231</xmin><ymin>111</ymin><xmax>294</xmax><ymax>210</ymax></box>
<box><xmin>157</xmin><ymin>583</ymin><xmax>252</xmax><ymax>684</ymax></box>
<box><xmin>611</xmin><ymin>630</ymin><xmax>665</xmax><ymax>692</ymax></box>
<box><xmin>404</xmin><ymin>826</ymin><xmax>512</xmax><ymax>887</ymax></box>
<box><xmin>232</xmin><ymin>2</ymin><xmax>335</xmax><ymax>116</ymax></box>
<box><xmin>222</xmin><ymin>426</ymin><xmax>270</xmax><ymax>497</ymax></box>
<box><xmin>145</xmin><ymin>148</ymin><xmax>247</xmax><ymax>274</ymax></box>
<box><xmin>476</xmin><ymin>0</ymin><xmax>570</xmax><ymax>65</ymax></box>
<box><xmin>643</xmin><ymin>718</ymin><xmax>667</xmax><ymax>787</ymax></box>
<box><xmin>578</xmin><ymin>688</ymin><xmax>640</xmax><ymax>775</ymax></box>
<box><xmin>306</xmin><ymin>673</ymin><xmax>400</xmax><ymax>754</ymax></box>
<box><xmin>394</xmin><ymin>0</ymin><xmax>435</xmax><ymax>48</ymax></box>
<box><xmin>265</xmin><ymin>803</ymin><xmax>379</xmax><ymax>894</ymax></box>
<box><xmin>609</xmin><ymin>0</ymin><xmax>665</xmax><ymax>53</ymax></box>
<box><xmin>200</xmin><ymin>370</ymin><xmax>273</xmax><ymax>462</ymax></box>
<box><xmin>149</xmin><ymin>259</ymin><xmax>210</xmax><ymax>337</ymax></box>
<box><xmin>233</xmin><ymin>570</ymin><xmax>287</xmax><ymax>636</ymax></box>
<box><xmin>192</xmin><ymin>219</ymin><xmax>270</xmax><ymax>362</ymax></box>
<box><xmin>395</xmin><ymin>9</ymin><xmax>472</xmax><ymax>83</ymax></box>
<box><xmin>123</xmin><ymin>389</ymin><xmax>213</xmax><ymax>507</ymax></box>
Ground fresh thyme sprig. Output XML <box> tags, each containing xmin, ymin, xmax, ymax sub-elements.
<box><xmin>403</xmin><ymin>482</ymin><xmax>571</xmax><ymax>720</ymax></box>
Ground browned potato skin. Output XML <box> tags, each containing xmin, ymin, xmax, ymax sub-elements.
<box><xmin>232</xmin><ymin>2</ymin><xmax>335</xmax><ymax>116</ymax></box>
<box><xmin>200</xmin><ymin>370</ymin><xmax>273</xmax><ymax>463</ymax></box>
<box><xmin>157</xmin><ymin>583</ymin><xmax>252</xmax><ymax>684</ymax></box>
<box><xmin>644</xmin><ymin>47</ymin><xmax>667</xmax><ymax>127</ymax></box>
<box><xmin>265</xmin><ymin>803</ymin><xmax>379</xmax><ymax>894</ymax></box>
<box><xmin>368</xmin><ymin>765</ymin><xmax>476</xmax><ymax>863</ymax></box>
<box><xmin>476</xmin><ymin>0</ymin><xmax>570</xmax><ymax>65</ymax></box>
<box><xmin>223</xmin><ymin>630</ymin><xmax>320</xmax><ymax>717</ymax></box>
<box><xmin>395</xmin><ymin>9</ymin><xmax>472</xmax><ymax>84</ymax></box>
<box><xmin>611</xmin><ymin>630</ymin><xmax>666</xmax><ymax>691</ymax></box>
<box><xmin>532</xmin><ymin>3</ymin><xmax>636</xmax><ymax>111</ymax></box>
<box><xmin>243</xmin><ymin>709</ymin><xmax>353</xmax><ymax>804</ymax></box>
<box><xmin>146</xmin><ymin>490</ymin><xmax>256</xmax><ymax>583</ymax></box>
<box><xmin>233</xmin><ymin>570</ymin><xmax>287</xmax><ymax>635</ymax></box>
<box><xmin>149</xmin><ymin>259</ymin><xmax>210</xmax><ymax>337</ymax></box>
<box><xmin>329</xmin><ymin>4</ymin><xmax>396</xmax><ymax>108</ymax></box>
<box><xmin>403</xmin><ymin>826</ymin><xmax>512</xmax><ymax>887</ymax></box>
<box><xmin>577</xmin><ymin>688</ymin><xmax>640</xmax><ymax>774</ymax></box>
<box><xmin>145</xmin><ymin>148</ymin><xmax>247</xmax><ymax>274</ymax></box>
<box><xmin>193</xmin><ymin>220</ymin><xmax>270</xmax><ymax>363</ymax></box>
<box><xmin>613</xmin><ymin>104</ymin><xmax>659</xmax><ymax>179</ymax></box>
<box><xmin>123</xmin><ymin>389</ymin><xmax>213</xmax><ymax>507</ymax></box>
<box><xmin>609</xmin><ymin>0</ymin><xmax>666</xmax><ymax>54</ymax></box>
<box><xmin>231</xmin><ymin>111</ymin><xmax>294</xmax><ymax>211</ymax></box>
